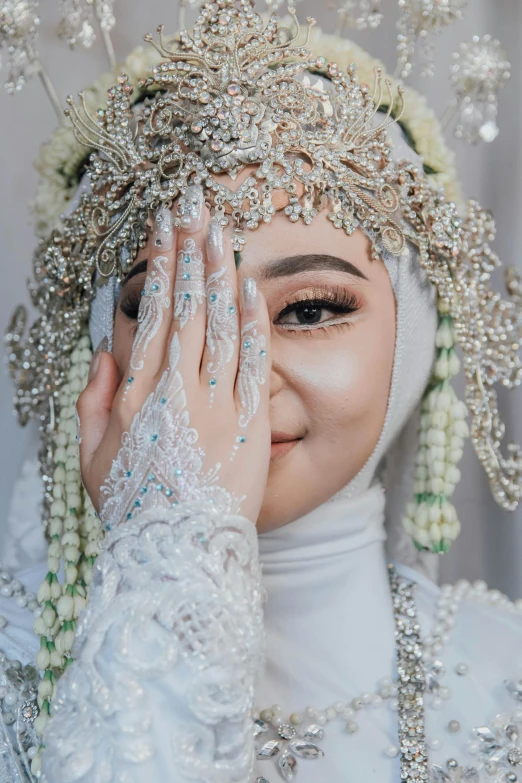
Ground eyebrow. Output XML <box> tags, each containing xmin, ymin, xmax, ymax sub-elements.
<box><xmin>121</xmin><ymin>253</ymin><xmax>369</xmax><ymax>284</ymax></box>
<box><xmin>261</xmin><ymin>254</ymin><xmax>368</xmax><ymax>281</ymax></box>
<box><xmin>122</xmin><ymin>258</ymin><xmax>148</xmax><ymax>285</ymax></box>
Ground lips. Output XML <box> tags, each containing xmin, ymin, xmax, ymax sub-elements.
<box><xmin>270</xmin><ymin>432</ymin><xmax>301</xmax><ymax>460</ymax></box>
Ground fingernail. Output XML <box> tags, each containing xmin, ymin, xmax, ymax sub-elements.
<box><xmin>241</xmin><ymin>278</ymin><xmax>259</xmax><ymax>313</ymax></box>
<box><xmin>95</xmin><ymin>335</ymin><xmax>109</xmax><ymax>354</ymax></box>
<box><xmin>206</xmin><ymin>219</ymin><xmax>224</xmax><ymax>262</ymax></box>
<box><xmin>153</xmin><ymin>206</ymin><xmax>174</xmax><ymax>251</ymax></box>
<box><xmin>88</xmin><ymin>336</ymin><xmax>109</xmax><ymax>382</ymax></box>
<box><xmin>178</xmin><ymin>184</ymin><xmax>204</xmax><ymax>233</ymax></box>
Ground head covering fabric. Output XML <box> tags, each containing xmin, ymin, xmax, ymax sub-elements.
<box><xmin>330</xmin><ymin>121</ymin><xmax>439</xmax><ymax>576</ymax></box>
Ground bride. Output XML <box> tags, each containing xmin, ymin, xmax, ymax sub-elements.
<box><xmin>1</xmin><ymin>2</ymin><xmax>522</xmax><ymax>781</ymax></box>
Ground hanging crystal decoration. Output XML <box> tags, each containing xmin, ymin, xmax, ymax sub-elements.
<box><xmin>449</xmin><ymin>35</ymin><xmax>510</xmax><ymax>144</ymax></box>
<box><xmin>0</xmin><ymin>0</ymin><xmax>40</xmax><ymax>93</ymax></box>
<box><xmin>57</xmin><ymin>0</ymin><xmax>116</xmax><ymax>50</ymax></box>
<box><xmin>334</xmin><ymin>0</ymin><xmax>383</xmax><ymax>35</ymax></box>
<box><xmin>264</xmin><ymin>0</ymin><xmax>302</xmax><ymax>12</ymax></box>
<box><xmin>396</xmin><ymin>0</ymin><xmax>468</xmax><ymax>79</ymax></box>
<box><xmin>178</xmin><ymin>0</ymin><xmax>204</xmax><ymax>31</ymax></box>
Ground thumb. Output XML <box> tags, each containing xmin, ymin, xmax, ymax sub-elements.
<box><xmin>77</xmin><ymin>350</ymin><xmax>121</xmax><ymax>473</ymax></box>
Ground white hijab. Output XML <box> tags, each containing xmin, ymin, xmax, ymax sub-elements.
<box><xmin>329</xmin><ymin>121</ymin><xmax>439</xmax><ymax>577</ymax></box>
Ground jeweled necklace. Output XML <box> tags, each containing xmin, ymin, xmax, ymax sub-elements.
<box><xmin>253</xmin><ymin>565</ymin><xmax>429</xmax><ymax>783</ymax></box>
<box><xmin>253</xmin><ymin>571</ymin><xmax>522</xmax><ymax>781</ymax></box>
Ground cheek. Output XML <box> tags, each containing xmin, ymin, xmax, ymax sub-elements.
<box><xmin>279</xmin><ymin>313</ymin><xmax>395</xmax><ymax>447</ymax></box>
<box><xmin>112</xmin><ymin>313</ymin><xmax>135</xmax><ymax>376</ymax></box>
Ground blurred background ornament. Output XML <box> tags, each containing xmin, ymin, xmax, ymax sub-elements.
<box><xmin>333</xmin><ymin>0</ymin><xmax>383</xmax><ymax>35</ymax></box>
<box><xmin>264</xmin><ymin>0</ymin><xmax>302</xmax><ymax>12</ymax></box>
<box><xmin>0</xmin><ymin>0</ymin><xmax>65</xmax><ymax>120</ymax></box>
<box><xmin>177</xmin><ymin>0</ymin><xmax>203</xmax><ymax>31</ymax></box>
<box><xmin>57</xmin><ymin>0</ymin><xmax>116</xmax><ymax>67</ymax></box>
<box><xmin>396</xmin><ymin>0</ymin><xmax>468</xmax><ymax>79</ymax></box>
<box><xmin>0</xmin><ymin>0</ymin><xmax>40</xmax><ymax>92</ymax></box>
<box><xmin>444</xmin><ymin>35</ymin><xmax>511</xmax><ymax>144</ymax></box>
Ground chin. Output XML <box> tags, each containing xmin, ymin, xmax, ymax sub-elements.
<box><xmin>256</xmin><ymin>494</ymin><xmax>300</xmax><ymax>534</ymax></box>
<box><xmin>255</xmin><ymin>467</ymin><xmax>331</xmax><ymax>534</ymax></box>
<box><xmin>256</xmin><ymin>446</ymin><xmax>366</xmax><ymax>533</ymax></box>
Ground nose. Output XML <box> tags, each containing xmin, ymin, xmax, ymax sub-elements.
<box><xmin>269</xmin><ymin>365</ymin><xmax>284</xmax><ymax>398</ymax></box>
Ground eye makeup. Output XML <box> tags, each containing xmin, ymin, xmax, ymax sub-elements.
<box><xmin>274</xmin><ymin>285</ymin><xmax>362</xmax><ymax>333</ymax></box>
<box><xmin>119</xmin><ymin>282</ymin><xmax>144</xmax><ymax>321</ymax></box>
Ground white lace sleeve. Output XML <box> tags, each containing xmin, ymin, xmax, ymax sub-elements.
<box><xmin>40</xmin><ymin>501</ymin><xmax>265</xmax><ymax>783</ymax></box>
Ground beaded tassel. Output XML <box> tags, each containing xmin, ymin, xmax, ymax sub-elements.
<box><xmin>32</xmin><ymin>333</ymin><xmax>102</xmax><ymax>765</ymax></box>
<box><xmin>403</xmin><ymin>302</ymin><xmax>469</xmax><ymax>553</ymax></box>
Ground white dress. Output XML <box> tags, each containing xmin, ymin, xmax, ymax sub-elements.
<box><xmin>1</xmin><ymin>482</ymin><xmax>521</xmax><ymax>783</ymax></box>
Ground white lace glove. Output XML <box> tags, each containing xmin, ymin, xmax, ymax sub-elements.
<box><xmin>41</xmin><ymin>188</ymin><xmax>271</xmax><ymax>783</ymax></box>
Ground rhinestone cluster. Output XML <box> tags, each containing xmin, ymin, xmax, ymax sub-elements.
<box><xmin>390</xmin><ymin>567</ymin><xmax>429</xmax><ymax>782</ymax></box>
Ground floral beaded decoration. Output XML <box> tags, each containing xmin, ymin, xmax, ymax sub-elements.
<box><xmin>30</xmin><ymin>333</ymin><xmax>102</xmax><ymax>767</ymax></box>
<box><xmin>403</xmin><ymin>302</ymin><xmax>469</xmax><ymax>553</ymax></box>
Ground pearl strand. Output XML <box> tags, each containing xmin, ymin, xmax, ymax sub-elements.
<box><xmin>425</xmin><ymin>577</ymin><xmax>522</xmax><ymax>662</ymax></box>
<box><xmin>253</xmin><ymin>675</ymin><xmax>400</xmax><ymax>745</ymax></box>
<box><xmin>403</xmin><ymin>303</ymin><xmax>469</xmax><ymax>553</ymax></box>
<box><xmin>0</xmin><ymin>568</ymin><xmax>38</xmax><ymax>630</ymax></box>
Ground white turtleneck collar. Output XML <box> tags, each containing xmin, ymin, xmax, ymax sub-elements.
<box><xmin>258</xmin><ymin>482</ymin><xmax>387</xmax><ymax>564</ymax></box>
<box><xmin>256</xmin><ymin>482</ymin><xmax>397</xmax><ymax>710</ymax></box>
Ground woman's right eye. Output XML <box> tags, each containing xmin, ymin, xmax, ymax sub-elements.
<box><xmin>119</xmin><ymin>289</ymin><xmax>142</xmax><ymax>320</ymax></box>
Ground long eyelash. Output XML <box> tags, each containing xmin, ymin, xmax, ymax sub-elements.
<box><xmin>119</xmin><ymin>289</ymin><xmax>142</xmax><ymax>320</ymax></box>
<box><xmin>276</xmin><ymin>287</ymin><xmax>360</xmax><ymax>320</ymax></box>
<box><xmin>288</xmin><ymin>321</ymin><xmax>355</xmax><ymax>338</ymax></box>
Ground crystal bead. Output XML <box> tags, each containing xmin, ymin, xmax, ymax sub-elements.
<box><xmin>289</xmin><ymin>740</ymin><xmax>324</xmax><ymax>759</ymax></box>
<box><xmin>256</xmin><ymin>739</ymin><xmax>282</xmax><ymax>759</ymax></box>
<box><xmin>277</xmin><ymin>752</ymin><xmax>297</xmax><ymax>781</ymax></box>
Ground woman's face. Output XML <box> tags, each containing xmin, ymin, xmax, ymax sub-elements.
<box><xmin>113</xmin><ymin>207</ymin><xmax>396</xmax><ymax>532</ymax></box>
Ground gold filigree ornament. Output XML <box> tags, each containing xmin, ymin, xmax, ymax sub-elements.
<box><xmin>5</xmin><ymin>0</ymin><xmax>522</xmax><ymax>554</ymax></box>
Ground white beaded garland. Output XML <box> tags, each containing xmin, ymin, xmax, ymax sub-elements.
<box><xmin>403</xmin><ymin>307</ymin><xmax>469</xmax><ymax>553</ymax></box>
<box><xmin>32</xmin><ymin>332</ymin><xmax>103</xmax><ymax>757</ymax></box>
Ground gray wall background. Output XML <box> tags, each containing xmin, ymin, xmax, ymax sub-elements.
<box><xmin>1</xmin><ymin>0</ymin><xmax>521</xmax><ymax>595</ymax></box>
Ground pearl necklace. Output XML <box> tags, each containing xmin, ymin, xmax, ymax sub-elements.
<box><xmin>254</xmin><ymin>568</ymin><xmax>522</xmax><ymax>783</ymax></box>
<box><xmin>0</xmin><ymin>566</ymin><xmax>39</xmax><ymax>628</ymax></box>
<box><xmin>0</xmin><ymin>564</ymin><xmax>41</xmax><ymax>779</ymax></box>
